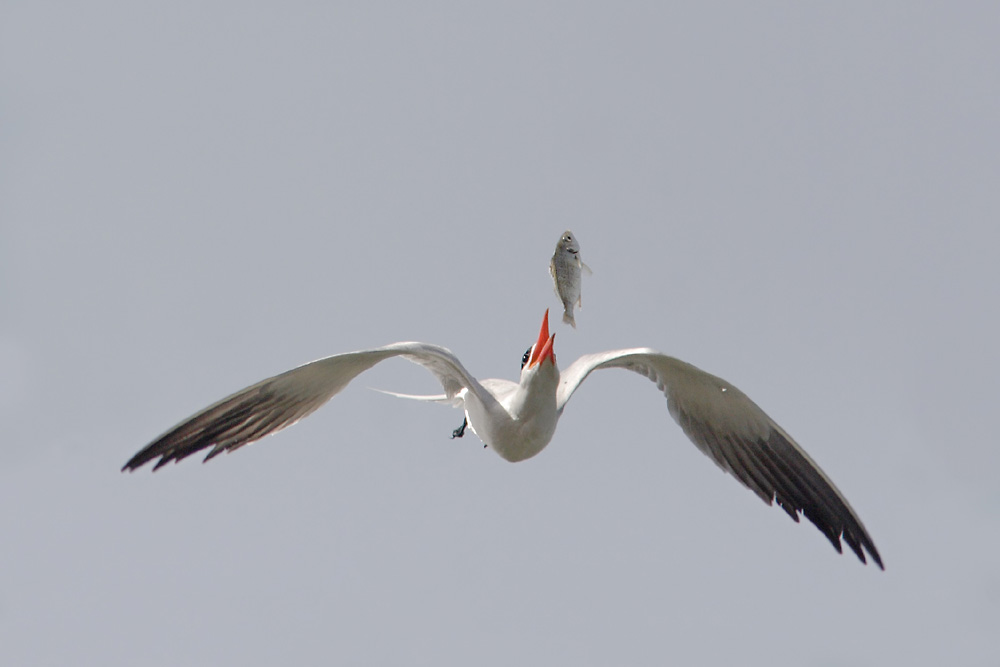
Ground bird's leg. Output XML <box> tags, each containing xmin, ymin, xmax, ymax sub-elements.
<box><xmin>451</xmin><ymin>417</ymin><xmax>468</xmax><ymax>439</ymax></box>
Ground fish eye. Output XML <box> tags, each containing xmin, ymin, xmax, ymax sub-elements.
<box><xmin>521</xmin><ymin>346</ymin><xmax>532</xmax><ymax>369</ymax></box>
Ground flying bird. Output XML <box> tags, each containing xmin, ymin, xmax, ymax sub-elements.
<box><xmin>123</xmin><ymin>310</ymin><xmax>883</xmax><ymax>569</ymax></box>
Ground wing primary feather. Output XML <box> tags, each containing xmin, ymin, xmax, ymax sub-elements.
<box><xmin>202</xmin><ymin>407</ymin><xmax>284</xmax><ymax>461</ymax></box>
<box><xmin>703</xmin><ymin>426</ymin><xmax>757</xmax><ymax>494</ymax></box>
<box><xmin>142</xmin><ymin>400</ymin><xmax>254</xmax><ymax>470</ymax></box>
<box><xmin>762</xmin><ymin>429</ymin><xmax>882</xmax><ymax>567</ymax></box>
<box><xmin>736</xmin><ymin>438</ymin><xmax>804</xmax><ymax>521</ymax></box>
<box><xmin>718</xmin><ymin>432</ymin><xmax>780</xmax><ymax>506</ymax></box>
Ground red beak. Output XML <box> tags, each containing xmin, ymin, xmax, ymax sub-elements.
<box><xmin>528</xmin><ymin>309</ymin><xmax>556</xmax><ymax>368</ymax></box>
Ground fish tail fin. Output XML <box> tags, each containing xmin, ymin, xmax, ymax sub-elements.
<box><xmin>562</xmin><ymin>310</ymin><xmax>577</xmax><ymax>328</ymax></box>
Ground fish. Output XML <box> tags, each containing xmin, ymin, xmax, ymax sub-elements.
<box><xmin>549</xmin><ymin>230</ymin><xmax>592</xmax><ymax>328</ymax></box>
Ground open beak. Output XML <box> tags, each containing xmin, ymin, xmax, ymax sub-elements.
<box><xmin>528</xmin><ymin>309</ymin><xmax>557</xmax><ymax>368</ymax></box>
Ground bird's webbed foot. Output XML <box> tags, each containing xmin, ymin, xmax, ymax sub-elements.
<box><xmin>451</xmin><ymin>418</ymin><xmax>468</xmax><ymax>439</ymax></box>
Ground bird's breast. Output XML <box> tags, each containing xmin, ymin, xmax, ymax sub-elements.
<box><xmin>484</xmin><ymin>410</ymin><xmax>558</xmax><ymax>463</ymax></box>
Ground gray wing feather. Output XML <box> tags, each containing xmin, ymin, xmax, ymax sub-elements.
<box><xmin>558</xmin><ymin>349</ymin><xmax>883</xmax><ymax>569</ymax></box>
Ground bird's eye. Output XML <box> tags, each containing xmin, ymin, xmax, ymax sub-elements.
<box><xmin>521</xmin><ymin>347</ymin><xmax>532</xmax><ymax>369</ymax></box>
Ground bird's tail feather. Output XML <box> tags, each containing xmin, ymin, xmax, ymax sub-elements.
<box><xmin>369</xmin><ymin>387</ymin><xmax>457</xmax><ymax>405</ymax></box>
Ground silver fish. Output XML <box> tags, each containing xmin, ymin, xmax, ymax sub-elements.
<box><xmin>549</xmin><ymin>230</ymin><xmax>592</xmax><ymax>328</ymax></box>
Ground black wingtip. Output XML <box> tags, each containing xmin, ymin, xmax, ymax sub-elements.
<box><xmin>835</xmin><ymin>526</ymin><xmax>885</xmax><ymax>570</ymax></box>
<box><xmin>121</xmin><ymin>454</ymin><xmax>150</xmax><ymax>473</ymax></box>
<box><xmin>202</xmin><ymin>447</ymin><xmax>224</xmax><ymax>463</ymax></box>
<box><xmin>122</xmin><ymin>438</ymin><xmax>174</xmax><ymax>473</ymax></box>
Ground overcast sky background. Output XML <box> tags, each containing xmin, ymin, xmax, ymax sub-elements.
<box><xmin>2</xmin><ymin>3</ymin><xmax>998</xmax><ymax>665</ymax></box>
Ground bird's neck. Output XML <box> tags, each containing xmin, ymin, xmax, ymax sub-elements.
<box><xmin>511</xmin><ymin>367</ymin><xmax>559</xmax><ymax>421</ymax></box>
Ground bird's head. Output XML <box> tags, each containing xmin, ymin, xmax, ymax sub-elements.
<box><xmin>519</xmin><ymin>309</ymin><xmax>558</xmax><ymax>384</ymax></box>
<box><xmin>509</xmin><ymin>309</ymin><xmax>560</xmax><ymax>424</ymax></box>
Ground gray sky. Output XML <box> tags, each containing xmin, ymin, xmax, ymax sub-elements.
<box><xmin>2</xmin><ymin>2</ymin><xmax>998</xmax><ymax>665</ymax></box>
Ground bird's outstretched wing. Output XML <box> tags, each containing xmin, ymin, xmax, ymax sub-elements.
<box><xmin>558</xmin><ymin>349</ymin><xmax>883</xmax><ymax>569</ymax></box>
<box><xmin>123</xmin><ymin>343</ymin><xmax>485</xmax><ymax>472</ymax></box>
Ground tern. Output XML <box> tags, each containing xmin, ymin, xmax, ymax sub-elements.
<box><xmin>123</xmin><ymin>310</ymin><xmax>883</xmax><ymax>569</ymax></box>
